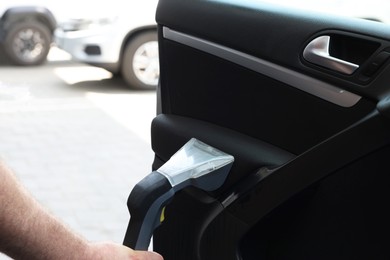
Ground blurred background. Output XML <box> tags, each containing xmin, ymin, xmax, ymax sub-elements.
<box><xmin>0</xmin><ymin>1</ymin><xmax>158</xmax><ymax>259</ymax></box>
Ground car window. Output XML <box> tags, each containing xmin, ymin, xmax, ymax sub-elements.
<box><xmin>258</xmin><ymin>0</ymin><xmax>390</xmax><ymax>24</ymax></box>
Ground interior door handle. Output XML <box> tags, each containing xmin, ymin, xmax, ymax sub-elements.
<box><xmin>303</xmin><ymin>35</ymin><xmax>359</xmax><ymax>75</ymax></box>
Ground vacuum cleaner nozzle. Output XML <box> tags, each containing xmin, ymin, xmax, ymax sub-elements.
<box><xmin>123</xmin><ymin>138</ymin><xmax>234</xmax><ymax>250</ymax></box>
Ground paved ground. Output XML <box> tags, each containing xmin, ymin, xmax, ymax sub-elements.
<box><xmin>0</xmin><ymin>49</ymin><xmax>157</xmax><ymax>258</ymax></box>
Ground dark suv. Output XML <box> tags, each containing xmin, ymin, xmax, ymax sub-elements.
<box><xmin>0</xmin><ymin>5</ymin><xmax>56</xmax><ymax>65</ymax></box>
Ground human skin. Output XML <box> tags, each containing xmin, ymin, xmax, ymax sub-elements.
<box><xmin>0</xmin><ymin>161</ymin><xmax>163</xmax><ymax>260</ymax></box>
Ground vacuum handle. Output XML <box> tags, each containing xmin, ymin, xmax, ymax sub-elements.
<box><xmin>123</xmin><ymin>171</ymin><xmax>174</xmax><ymax>250</ymax></box>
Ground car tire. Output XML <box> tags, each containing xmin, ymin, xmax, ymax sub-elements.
<box><xmin>4</xmin><ymin>21</ymin><xmax>51</xmax><ymax>66</ymax></box>
<box><xmin>121</xmin><ymin>31</ymin><xmax>159</xmax><ymax>90</ymax></box>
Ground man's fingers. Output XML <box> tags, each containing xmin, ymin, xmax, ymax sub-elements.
<box><xmin>132</xmin><ymin>250</ymin><xmax>163</xmax><ymax>260</ymax></box>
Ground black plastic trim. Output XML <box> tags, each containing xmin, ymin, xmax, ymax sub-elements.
<box><xmin>151</xmin><ymin>114</ymin><xmax>295</xmax><ymax>192</ymax></box>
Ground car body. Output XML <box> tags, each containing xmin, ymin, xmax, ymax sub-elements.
<box><xmin>124</xmin><ymin>0</ymin><xmax>390</xmax><ymax>259</ymax></box>
<box><xmin>54</xmin><ymin>1</ymin><xmax>159</xmax><ymax>90</ymax></box>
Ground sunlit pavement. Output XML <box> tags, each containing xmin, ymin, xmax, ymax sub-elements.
<box><xmin>0</xmin><ymin>48</ymin><xmax>157</xmax><ymax>258</ymax></box>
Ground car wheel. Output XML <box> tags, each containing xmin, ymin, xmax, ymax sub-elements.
<box><xmin>4</xmin><ymin>21</ymin><xmax>51</xmax><ymax>66</ymax></box>
<box><xmin>121</xmin><ymin>31</ymin><xmax>159</xmax><ymax>90</ymax></box>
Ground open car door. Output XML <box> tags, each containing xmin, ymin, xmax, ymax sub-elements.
<box><xmin>147</xmin><ymin>0</ymin><xmax>390</xmax><ymax>259</ymax></box>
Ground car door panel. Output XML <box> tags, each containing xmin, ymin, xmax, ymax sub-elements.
<box><xmin>149</xmin><ymin>0</ymin><xmax>390</xmax><ymax>259</ymax></box>
<box><xmin>157</xmin><ymin>30</ymin><xmax>376</xmax><ymax>154</ymax></box>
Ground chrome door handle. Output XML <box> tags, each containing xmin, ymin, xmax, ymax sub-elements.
<box><xmin>303</xmin><ymin>35</ymin><xmax>359</xmax><ymax>75</ymax></box>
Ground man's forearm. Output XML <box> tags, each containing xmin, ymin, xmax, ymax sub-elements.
<box><xmin>0</xmin><ymin>162</ymin><xmax>163</xmax><ymax>260</ymax></box>
<box><xmin>0</xmin><ymin>162</ymin><xmax>89</xmax><ymax>259</ymax></box>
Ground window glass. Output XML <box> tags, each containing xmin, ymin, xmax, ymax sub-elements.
<box><xmin>259</xmin><ymin>0</ymin><xmax>390</xmax><ymax>24</ymax></box>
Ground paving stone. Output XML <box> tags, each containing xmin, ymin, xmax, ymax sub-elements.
<box><xmin>0</xmin><ymin>89</ymin><xmax>156</xmax><ymax>259</ymax></box>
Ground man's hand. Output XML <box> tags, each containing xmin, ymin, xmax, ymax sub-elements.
<box><xmin>86</xmin><ymin>242</ymin><xmax>163</xmax><ymax>260</ymax></box>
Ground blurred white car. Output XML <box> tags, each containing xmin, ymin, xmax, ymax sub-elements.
<box><xmin>55</xmin><ymin>1</ymin><xmax>159</xmax><ymax>90</ymax></box>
